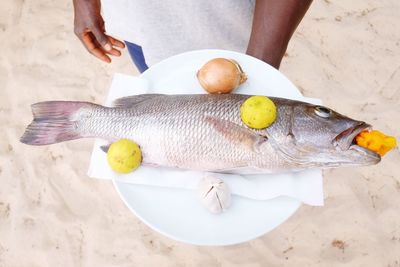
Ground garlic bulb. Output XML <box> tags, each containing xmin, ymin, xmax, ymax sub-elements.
<box><xmin>198</xmin><ymin>176</ymin><xmax>232</xmax><ymax>214</ymax></box>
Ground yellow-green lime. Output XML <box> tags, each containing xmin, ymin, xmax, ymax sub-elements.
<box><xmin>107</xmin><ymin>139</ymin><xmax>142</xmax><ymax>174</ymax></box>
<box><xmin>240</xmin><ymin>96</ymin><xmax>277</xmax><ymax>129</ymax></box>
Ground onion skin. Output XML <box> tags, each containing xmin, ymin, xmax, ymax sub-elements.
<box><xmin>197</xmin><ymin>58</ymin><xmax>247</xmax><ymax>94</ymax></box>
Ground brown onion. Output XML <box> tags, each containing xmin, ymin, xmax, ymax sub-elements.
<box><xmin>197</xmin><ymin>58</ymin><xmax>247</xmax><ymax>94</ymax></box>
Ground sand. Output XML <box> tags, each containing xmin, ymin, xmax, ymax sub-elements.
<box><xmin>0</xmin><ymin>0</ymin><xmax>399</xmax><ymax>266</ymax></box>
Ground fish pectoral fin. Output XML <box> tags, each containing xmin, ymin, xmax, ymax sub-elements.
<box><xmin>211</xmin><ymin>166</ymin><xmax>266</xmax><ymax>174</ymax></box>
<box><xmin>205</xmin><ymin>116</ymin><xmax>268</xmax><ymax>152</ymax></box>
<box><xmin>100</xmin><ymin>144</ymin><xmax>111</xmax><ymax>153</ymax></box>
<box><xmin>112</xmin><ymin>94</ymin><xmax>163</xmax><ymax>108</ymax></box>
<box><xmin>272</xmin><ymin>142</ymin><xmax>313</xmax><ymax>165</ymax></box>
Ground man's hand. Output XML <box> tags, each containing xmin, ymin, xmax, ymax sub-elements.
<box><xmin>73</xmin><ymin>0</ymin><xmax>125</xmax><ymax>63</ymax></box>
<box><xmin>247</xmin><ymin>0</ymin><xmax>312</xmax><ymax>69</ymax></box>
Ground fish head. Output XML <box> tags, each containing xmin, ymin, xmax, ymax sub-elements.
<box><xmin>275</xmin><ymin>103</ymin><xmax>381</xmax><ymax>167</ymax></box>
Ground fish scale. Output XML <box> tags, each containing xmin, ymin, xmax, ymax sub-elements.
<box><xmin>78</xmin><ymin>95</ymin><xmax>265</xmax><ymax>171</ymax></box>
<box><xmin>20</xmin><ymin>94</ymin><xmax>381</xmax><ymax>173</ymax></box>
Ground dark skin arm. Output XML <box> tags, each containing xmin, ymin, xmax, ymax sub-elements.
<box><xmin>73</xmin><ymin>0</ymin><xmax>125</xmax><ymax>63</ymax></box>
<box><xmin>247</xmin><ymin>0</ymin><xmax>313</xmax><ymax>69</ymax></box>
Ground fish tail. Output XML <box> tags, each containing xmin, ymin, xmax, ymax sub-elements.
<box><xmin>20</xmin><ymin>101</ymin><xmax>95</xmax><ymax>145</ymax></box>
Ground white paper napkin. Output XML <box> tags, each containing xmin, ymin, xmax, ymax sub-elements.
<box><xmin>88</xmin><ymin>73</ymin><xmax>324</xmax><ymax>206</ymax></box>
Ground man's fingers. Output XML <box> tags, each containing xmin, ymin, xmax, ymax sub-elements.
<box><xmin>81</xmin><ymin>33</ymin><xmax>111</xmax><ymax>63</ymax></box>
<box><xmin>79</xmin><ymin>31</ymin><xmax>122</xmax><ymax>62</ymax></box>
<box><xmin>106</xmin><ymin>48</ymin><xmax>122</xmax><ymax>57</ymax></box>
<box><xmin>90</xmin><ymin>47</ymin><xmax>112</xmax><ymax>63</ymax></box>
<box><xmin>108</xmin><ymin>36</ymin><xmax>125</xmax><ymax>49</ymax></box>
<box><xmin>92</xmin><ymin>27</ymin><xmax>112</xmax><ymax>51</ymax></box>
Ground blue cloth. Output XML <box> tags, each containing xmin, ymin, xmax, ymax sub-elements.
<box><xmin>125</xmin><ymin>41</ymin><xmax>149</xmax><ymax>73</ymax></box>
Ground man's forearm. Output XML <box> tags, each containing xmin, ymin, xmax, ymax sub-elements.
<box><xmin>246</xmin><ymin>0</ymin><xmax>312</xmax><ymax>69</ymax></box>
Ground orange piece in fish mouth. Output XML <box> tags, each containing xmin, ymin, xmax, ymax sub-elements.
<box><xmin>355</xmin><ymin>130</ymin><xmax>397</xmax><ymax>156</ymax></box>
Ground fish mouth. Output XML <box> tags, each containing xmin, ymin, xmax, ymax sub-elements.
<box><xmin>333</xmin><ymin>121</ymin><xmax>381</xmax><ymax>163</ymax></box>
<box><xmin>334</xmin><ymin>122</ymin><xmax>371</xmax><ymax>150</ymax></box>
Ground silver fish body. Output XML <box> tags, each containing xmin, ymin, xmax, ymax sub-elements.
<box><xmin>21</xmin><ymin>94</ymin><xmax>381</xmax><ymax>174</ymax></box>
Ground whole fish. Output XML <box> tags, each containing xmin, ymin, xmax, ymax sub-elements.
<box><xmin>20</xmin><ymin>94</ymin><xmax>380</xmax><ymax>174</ymax></box>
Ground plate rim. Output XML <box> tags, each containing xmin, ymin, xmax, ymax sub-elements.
<box><xmin>112</xmin><ymin>181</ymin><xmax>301</xmax><ymax>246</ymax></box>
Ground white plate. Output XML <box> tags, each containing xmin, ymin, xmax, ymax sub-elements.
<box><xmin>113</xmin><ymin>49</ymin><xmax>304</xmax><ymax>246</ymax></box>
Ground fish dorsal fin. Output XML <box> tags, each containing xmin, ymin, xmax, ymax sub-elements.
<box><xmin>112</xmin><ymin>94</ymin><xmax>163</xmax><ymax>108</ymax></box>
<box><xmin>205</xmin><ymin>116</ymin><xmax>268</xmax><ymax>153</ymax></box>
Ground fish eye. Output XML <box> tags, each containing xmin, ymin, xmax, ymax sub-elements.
<box><xmin>314</xmin><ymin>106</ymin><xmax>332</xmax><ymax>118</ymax></box>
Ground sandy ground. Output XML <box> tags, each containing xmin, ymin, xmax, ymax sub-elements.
<box><xmin>1</xmin><ymin>0</ymin><xmax>400</xmax><ymax>266</ymax></box>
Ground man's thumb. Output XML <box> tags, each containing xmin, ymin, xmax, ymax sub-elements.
<box><xmin>93</xmin><ymin>28</ymin><xmax>112</xmax><ymax>51</ymax></box>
